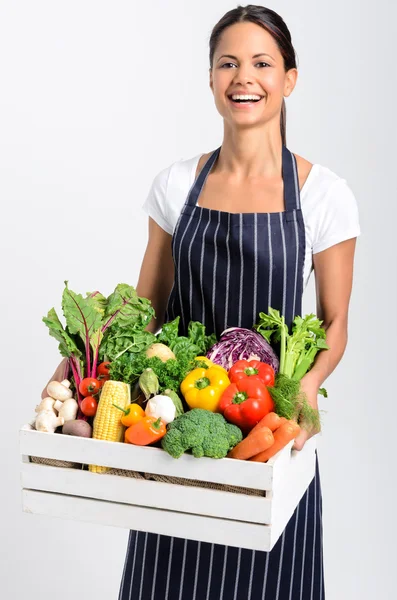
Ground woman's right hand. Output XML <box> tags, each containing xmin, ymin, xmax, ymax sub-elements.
<box><xmin>41</xmin><ymin>357</ymin><xmax>69</xmax><ymax>399</ymax></box>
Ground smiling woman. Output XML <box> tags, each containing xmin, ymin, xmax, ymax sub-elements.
<box><xmin>116</xmin><ymin>4</ymin><xmax>360</xmax><ymax>600</ymax></box>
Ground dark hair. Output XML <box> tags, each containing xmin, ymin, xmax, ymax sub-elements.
<box><xmin>209</xmin><ymin>5</ymin><xmax>297</xmax><ymax>145</ymax></box>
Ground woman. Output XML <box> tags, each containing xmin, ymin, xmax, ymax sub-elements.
<box><xmin>47</xmin><ymin>5</ymin><xmax>359</xmax><ymax>599</ymax></box>
<box><xmin>117</xmin><ymin>5</ymin><xmax>360</xmax><ymax>599</ymax></box>
<box><xmin>118</xmin><ymin>6</ymin><xmax>360</xmax><ymax>599</ymax></box>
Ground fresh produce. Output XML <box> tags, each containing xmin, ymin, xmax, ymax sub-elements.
<box><xmin>161</xmin><ymin>408</ymin><xmax>243</xmax><ymax>459</ymax></box>
<box><xmin>145</xmin><ymin>395</ymin><xmax>176</xmax><ymax>424</ymax></box>
<box><xmin>249</xmin><ymin>412</ymin><xmax>287</xmax><ymax>435</ymax></box>
<box><xmin>43</xmin><ymin>282</ymin><xmax>155</xmax><ymax>417</ymax></box>
<box><xmin>124</xmin><ymin>416</ymin><xmax>166</xmax><ymax>446</ymax></box>
<box><xmin>62</xmin><ymin>419</ymin><xmax>92</xmax><ymax>437</ymax></box>
<box><xmin>79</xmin><ymin>377</ymin><xmax>101</xmax><ymax>397</ymax></box>
<box><xmin>46</xmin><ymin>380</ymin><xmax>73</xmax><ymax>402</ymax></box>
<box><xmin>110</xmin><ymin>353</ymin><xmax>208</xmax><ymax>393</ymax></box>
<box><xmin>180</xmin><ymin>367</ymin><xmax>230</xmax><ymax>412</ymax></box>
<box><xmin>157</xmin><ymin>317</ymin><xmax>217</xmax><ymax>362</ymax></box>
<box><xmin>163</xmin><ymin>389</ymin><xmax>184</xmax><ymax>417</ymax></box>
<box><xmin>139</xmin><ymin>368</ymin><xmax>160</xmax><ymax>399</ymax></box>
<box><xmin>146</xmin><ymin>343</ymin><xmax>176</xmax><ymax>362</ymax></box>
<box><xmin>254</xmin><ymin>309</ymin><xmax>328</xmax><ymax>428</ymax></box>
<box><xmin>229</xmin><ymin>359</ymin><xmax>275</xmax><ymax>387</ymax></box>
<box><xmin>89</xmin><ymin>380</ymin><xmax>130</xmax><ymax>473</ymax></box>
<box><xmin>250</xmin><ymin>420</ymin><xmax>301</xmax><ymax>462</ymax></box>
<box><xmin>206</xmin><ymin>327</ymin><xmax>279</xmax><ymax>372</ymax></box>
<box><xmin>227</xmin><ymin>426</ymin><xmax>274</xmax><ymax>460</ymax></box>
<box><xmin>35</xmin><ymin>397</ymin><xmax>57</xmax><ymax>413</ymax></box>
<box><xmin>80</xmin><ymin>396</ymin><xmax>98</xmax><ymax>417</ymax></box>
<box><xmin>35</xmin><ymin>410</ymin><xmax>64</xmax><ymax>433</ymax></box>
<box><xmin>58</xmin><ymin>397</ymin><xmax>78</xmax><ymax>422</ymax></box>
<box><xmin>97</xmin><ymin>361</ymin><xmax>111</xmax><ymax>378</ymax></box>
<box><xmin>219</xmin><ymin>378</ymin><xmax>274</xmax><ymax>432</ymax></box>
<box><xmin>113</xmin><ymin>403</ymin><xmax>145</xmax><ymax>426</ymax></box>
<box><xmin>255</xmin><ymin>309</ymin><xmax>328</xmax><ymax>381</ymax></box>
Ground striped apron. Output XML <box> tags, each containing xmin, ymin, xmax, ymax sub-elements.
<box><xmin>119</xmin><ymin>146</ymin><xmax>325</xmax><ymax>599</ymax></box>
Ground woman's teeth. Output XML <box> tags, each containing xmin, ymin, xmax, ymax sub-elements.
<box><xmin>230</xmin><ymin>94</ymin><xmax>263</xmax><ymax>103</ymax></box>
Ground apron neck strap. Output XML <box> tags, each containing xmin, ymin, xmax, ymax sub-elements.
<box><xmin>186</xmin><ymin>145</ymin><xmax>301</xmax><ymax>216</ymax></box>
<box><xmin>282</xmin><ymin>145</ymin><xmax>301</xmax><ymax>219</ymax></box>
<box><xmin>186</xmin><ymin>147</ymin><xmax>220</xmax><ymax>207</ymax></box>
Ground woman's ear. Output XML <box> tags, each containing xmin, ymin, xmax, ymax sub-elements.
<box><xmin>209</xmin><ymin>68</ymin><xmax>213</xmax><ymax>93</ymax></box>
<box><xmin>284</xmin><ymin>68</ymin><xmax>298</xmax><ymax>98</ymax></box>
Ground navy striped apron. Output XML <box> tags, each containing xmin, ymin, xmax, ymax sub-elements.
<box><xmin>119</xmin><ymin>146</ymin><xmax>325</xmax><ymax>599</ymax></box>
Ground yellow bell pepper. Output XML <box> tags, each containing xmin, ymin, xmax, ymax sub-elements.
<box><xmin>194</xmin><ymin>356</ymin><xmax>228</xmax><ymax>374</ymax></box>
<box><xmin>180</xmin><ymin>367</ymin><xmax>230</xmax><ymax>412</ymax></box>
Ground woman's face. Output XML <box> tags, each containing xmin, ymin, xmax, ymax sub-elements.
<box><xmin>210</xmin><ymin>22</ymin><xmax>297</xmax><ymax>128</ymax></box>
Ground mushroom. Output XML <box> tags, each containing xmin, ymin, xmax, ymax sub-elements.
<box><xmin>35</xmin><ymin>397</ymin><xmax>56</xmax><ymax>413</ymax></box>
<box><xmin>46</xmin><ymin>379</ymin><xmax>73</xmax><ymax>402</ymax></box>
<box><xmin>58</xmin><ymin>398</ymin><xmax>78</xmax><ymax>423</ymax></box>
<box><xmin>35</xmin><ymin>410</ymin><xmax>65</xmax><ymax>433</ymax></box>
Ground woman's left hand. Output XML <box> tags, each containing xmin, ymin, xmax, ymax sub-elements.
<box><xmin>292</xmin><ymin>373</ymin><xmax>321</xmax><ymax>451</ymax></box>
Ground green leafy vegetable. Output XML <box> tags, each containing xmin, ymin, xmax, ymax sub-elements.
<box><xmin>157</xmin><ymin>316</ymin><xmax>217</xmax><ymax>361</ymax></box>
<box><xmin>109</xmin><ymin>352</ymin><xmax>201</xmax><ymax>392</ymax></box>
<box><xmin>254</xmin><ymin>308</ymin><xmax>328</xmax><ymax>431</ymax></box>
<box><xmin>255</xmin><ymin>309</ymin><xmax>328</xmax><ymax>380</ymax></box>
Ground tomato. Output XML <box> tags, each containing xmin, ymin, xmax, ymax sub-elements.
<box><xmin>97</xmin><ymin>373</ymin><xmax>110</xmax><ymax>387</ymax></box>
<box><xmin>97</xmin><ymin>361</ymin><xmax>111</xmax><ymax>377</ymax></box>
<box><xmin>80</xmin><ymin>396</ymin><xmax>98</xmax><ymax>417</ymax></box>
<box><xmin>79</xmin><ymin>377</ymin><xmax>101</xmax><ymax>397</ymax></box>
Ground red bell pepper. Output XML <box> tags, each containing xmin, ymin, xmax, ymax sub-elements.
<box><xmin>228</xmin><ymin>359</ymin><xmax>275</xmax><ymax>387</ymax></box>
<box><xmin>219</xmin><ymin>377</ymin><xmax>275</xmax><ymax>432</ymax></box>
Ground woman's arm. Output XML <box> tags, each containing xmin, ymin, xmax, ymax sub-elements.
<box><xmin>136</xmin><ymin>217</ymin><xmax>175</xmax><ymax>334</ymax></box>
<box><xmin>293</xmin><ymin>237</ymin><xmax>357</xmax><ymax>449</ymax></box>
<box><xmin>41</xmin><ymin>218</ymin><xmax>174</xmax><ymax>397</ymax></box>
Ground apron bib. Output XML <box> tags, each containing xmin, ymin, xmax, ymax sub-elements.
<box><xmin>119</xmin><ymin>146</ymin><xmax>325</xmax><ymax>599</ymax></box>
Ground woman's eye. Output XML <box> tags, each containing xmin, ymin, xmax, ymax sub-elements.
<box><xmin>256</xmin><ymin>62</ymin><xmax>270</xmax><ymax>68</ymax></box>
<box><xmin>220</xmin><ymin>63</ymin><xmax>236</xmax><ymax>68</ymax></box>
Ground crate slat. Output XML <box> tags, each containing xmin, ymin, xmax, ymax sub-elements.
<box><xmin>21</xmin><ymin>489</ymin><xmax>273</xmax><ymax>551</ymax></box>
<box><xmin>21</xmin><ymin>461</ymin><xmax>272</xmax><ymax>524</ymax></box>
<box><xmin>20</xmin><ymin>425</ymin><xmax>277</xmax><ymax>490</ymax></box>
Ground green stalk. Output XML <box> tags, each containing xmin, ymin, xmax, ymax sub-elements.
<box><xmin>279</xmin><ymin>315</ymin><xmax>287</xmax><ymax>374</ymax></box>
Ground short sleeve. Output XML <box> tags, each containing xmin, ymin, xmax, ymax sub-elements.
<box><xmin>142</xmin><ymin>166</ymin><xmax>173</xmax><ymax>234</ymax></box>
<box><xmin>312</xmin><ymin>178</ymin><xmax>361</xmax><ymax>254</ymax></box>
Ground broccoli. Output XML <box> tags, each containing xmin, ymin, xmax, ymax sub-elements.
<box><xmin>161</xmin><ymin>408</ymin><xmax>243</xmax><ymax>459</ymax></box>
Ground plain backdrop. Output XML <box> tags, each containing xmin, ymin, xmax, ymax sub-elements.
<box><xmin>1</xmin><ymin>1</ymin><xmax>396</xmax><ymax>598</ymax></box>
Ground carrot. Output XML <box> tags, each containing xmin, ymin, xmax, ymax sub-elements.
<box><xmin>249</xmin><ymin>413</ymin><xmax>287</xmax><ymax>436</ymax></box>
<box><xmin>250</xmin><ymin>420</ymin><xmax>301</xmax><ymax>462</ymax></box>
<box><xmin>227</xmin><ymin>426</ymin><xmax>274</xmax><ymax>460</ymax></box>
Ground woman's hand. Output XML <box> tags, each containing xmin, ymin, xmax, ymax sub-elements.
<box><xmin>292</xmin><ymin>373</ymin><xmax>321</xmax><ymax>451</ymax></box>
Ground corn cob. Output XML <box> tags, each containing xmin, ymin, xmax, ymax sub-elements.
<box><xmin>89</xmin><ymin>380</ymin><xmax>130</xmax><ymax>473</ymax></box>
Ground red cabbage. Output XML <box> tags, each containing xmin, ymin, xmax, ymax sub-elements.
<box><xmin>206</xmin><ymin>327</ymin><xmax>279</xmax><ymax>372</ymax></box>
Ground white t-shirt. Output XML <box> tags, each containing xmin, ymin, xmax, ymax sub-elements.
<box><xmin>142</xmin><ymin>153</ymin><xmax>361</xmax><ymax>288</ymax></box>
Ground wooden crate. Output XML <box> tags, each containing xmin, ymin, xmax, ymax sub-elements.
<box><xmin>20</xmin><ymin>423</ymin><xmax>316</xmax><ymax>551</ymax></box>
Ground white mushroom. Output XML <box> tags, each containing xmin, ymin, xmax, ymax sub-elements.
<box><xmin>58</xmin><ymin>398</ymin><xmax>78</xmax><ymax>423</ymax></box>
<box><xmin>46</xmin><ymin>379</ymin><xmax>73</xmax><ymax>401</ymax></box>
<box><xmin>53</xmin><ymin>400</ymin><xmax>63</xmax><ymax>412</ymax></box>
<box><xmin>35</xmin><ymin>410</ymin><xmax>65</xmax><ymax>433</ymax></box>
<box><xmin>35</xmin><ymin>397</ymin><xmax>56</xmax><ymax>413</ymax></box>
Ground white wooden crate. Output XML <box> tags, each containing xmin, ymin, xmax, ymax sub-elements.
<box><xmin>20</xmin><ymin>423</ymin><xmax>316</xmax><ymax>551</ymax></box>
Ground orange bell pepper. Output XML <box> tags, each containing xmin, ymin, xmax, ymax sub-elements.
<box><xmin>124</xmin><ymin>416</ymin><xmax>166</xmax><ymax>446</ymax></box>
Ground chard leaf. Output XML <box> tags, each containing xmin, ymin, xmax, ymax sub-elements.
<box><xmin>43</xmin><ymin>308</ymin><xmax>82</xmax><ymax>359</ymax></box>
<box><xmin>86</xmin><ymin>291</ymin><xmax>108</xmax><ymax>315</ymax></box>
<box><xmin>103</xmin><ymin>283</ymin><xmax>154</xmax><ymax>332</ymax></box>
<box><xmin>157</xmin><ymin>317</ymin><xmax>180</xmax><ymax>345</ymax></box>
<box><xmin>62</xmin><ymin>282</ymin><xmax>104</xmax><ymax>375</ymax></box>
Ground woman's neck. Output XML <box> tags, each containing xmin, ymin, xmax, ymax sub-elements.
<box><xmin>218</xmin><ymin>124</ymin><xmax>283</xmax><ymax>180</ymax></box>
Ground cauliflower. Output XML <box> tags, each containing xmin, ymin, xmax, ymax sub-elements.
<box><xmin>161</xmin><ymin>408</ymin><xmax>243</xmax><ymax>459</ymax></box>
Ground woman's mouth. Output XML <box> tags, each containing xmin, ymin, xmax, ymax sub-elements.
<box><xmin>227</xmin><ymin>94</ymin><xmax>265</xmax><ymax>109</ymax></box>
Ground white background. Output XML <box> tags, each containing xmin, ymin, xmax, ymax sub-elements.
<box><xmin>1</xmin><ymin>1</ymin><xmax>395</xmax><ymax>598</ymax></box>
